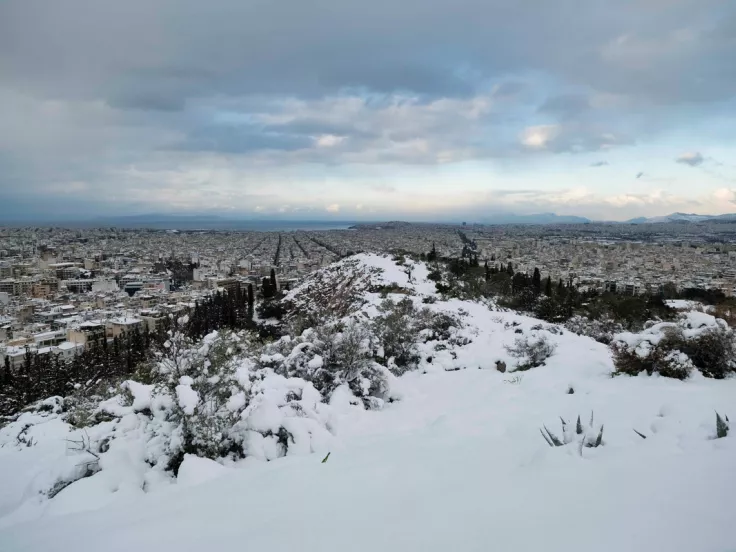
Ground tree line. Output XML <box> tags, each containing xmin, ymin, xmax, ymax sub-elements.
<box><xmin>1</xmin><ymin>283</ymin><xmax>264</xmax><ymax>416</ymax></box>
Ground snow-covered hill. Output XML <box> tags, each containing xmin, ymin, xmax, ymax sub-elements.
<box><xmin>1</xmin><ymin>254</ymin><xmax>734</xmax><ymax>552</ymax></box>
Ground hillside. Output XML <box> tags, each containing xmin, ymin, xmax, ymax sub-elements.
<box><xmin>1</xmin><ymin>254</ymin><xmax>734</xmax><ymax>551</ymax></box>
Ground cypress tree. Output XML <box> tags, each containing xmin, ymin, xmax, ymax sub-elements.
<box><xmin>270</xmin><ymin>268</ymin><xmax>277</xmax><ymax>291</ymax></box>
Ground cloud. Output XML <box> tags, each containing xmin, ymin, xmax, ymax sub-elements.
<box><xmin>325</xmin><ymin>203</ymin><xmax>340</xmax><ymax>213</ymax></box>
<box><xmin>0</xmin><ymin>0</ymin><xmax>733</xmax><ymax>220</ymax></box>
<box><xmin>590</xmin><ymin>161</ymin><xmax>609</xmax><ymax>167</ymax></box>
<box><xmin>538</xmin><ymin>94</ymin><xmax>590</xmax><ymax>119</ymax></box>
<box><xmin>315</xmin><ymin>134</ymin><xmax>345</xmax><ymax>148</ymax></box>
<box><xmin>521</xmin><ymin>125</ymin><xmax>559</xmax><ymax>149</ymax></box>
<box><xmin>713</xmin><ymin>188</ymin><xmax>736</xmax><ymax>204</ymax></box>
<box><xmin>676</xmin><ymin>151</ymin><xmax>705</xmax><ymax>166</ymax></box>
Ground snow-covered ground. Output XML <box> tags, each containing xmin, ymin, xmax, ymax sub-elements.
<box><xmin>665</xmin><ymin>299</ymin><xmax>715</xmax><ymax>312</ymax></box>
<box><xmin>1</xmin><ymin>254</ymin><xmax>735</xmax><ymax>551</ymax></box>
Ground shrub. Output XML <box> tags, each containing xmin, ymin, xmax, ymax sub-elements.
<box><xmin>505</xmin><ymin>334</ymin><xmax>556</xmax><ymax>371</ymax></box>
<box><xmin>259</xmin><ymin>321</ymin><xmax>391</xmax><ymax>408</ymax></box>
<box><xmin>611</xmin><ymin>315</ymin><xmax>735</xmax><ymax>379</ymax></box>
<box><xmin>372</xmin><ymin>298</ymin><xmax>423</xmax><ymax>372</ymax></box>
<box><xmin>564</xmin><ymin>315</ymin><xmax>624</xmax><ymax>345</ymax></box>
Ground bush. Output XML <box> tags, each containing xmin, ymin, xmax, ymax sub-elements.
<box><xmin>611</xmin><ymin>314</ymin><xmax>735</xmax><ymax>379</ymax></box>
<box><xmin>260</xmin><ymin>321</ymin><xmax>391</xmax><ymax>408</ymax></box>
<box><xmin>372</xmin><ymin>298</ymin><xmax>423</xmax><ymax>372</ymax></box>
<box><xmin>505</xmin><ymin>334</ymin><xmax>556</xmax><ymax>371</ymax></box>
<box><xmin>564</xmin><ymin>315</ymin><xmax>624</xmax><ymax>345</ymax></box>
<box><xmin>371</xmin><ymin>297</ymin><xmax>463</xmax><ymax>374</ymax></box>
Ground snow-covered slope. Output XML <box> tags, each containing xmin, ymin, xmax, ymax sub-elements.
<box><xmin>1</xmin><ymin>254</ymin><xmax>735</xmax><ymax>552</ymax></box>
<box><xmin>283</xmin><ymin>253</ymin><xmax>436</xmax><ymax>320</ymax></box>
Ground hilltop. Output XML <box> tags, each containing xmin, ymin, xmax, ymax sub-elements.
<box><xmin>0</xmin><ymin>254</ymin><xmax>734</xmax><ymax>552</ymax></box>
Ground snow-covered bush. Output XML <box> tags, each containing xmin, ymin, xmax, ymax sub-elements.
<box><xmin>564</xmin><ymin>315</ymin><xmax>624</xmax><ymax>345</ymax></box>
<box><xmin>72</xmin><ymin>329</ymin><xmax>336</xmax><ymax>475</ymax></box>
<box><xmin>371</xmin><ymin>298</ymin><xmax>462</xmax><ymax>373</ymax></box>
<box><xmin>259</xmin><ymin>321</ymin><xmax>392</xmax><ymax>408</ymax></box>
<box><xmin>505</xmin><ymin>333</ymin><xmax>557</xmax><ymax>371</ymax></box>
<box><xmin>372</xmin><ymin>297</ymin><xmax>423</xmax><ymax>371</ymax></box>
<box><xmin>611</xmin><ymin>312</ymin><xmax>735</xmax><ymax>379</ymax></box>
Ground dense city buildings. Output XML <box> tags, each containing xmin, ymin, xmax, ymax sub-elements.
<box><xmin>1</xmin><ymin>221</ymin><xmax>735</xmax><ymax>364</ymax></box>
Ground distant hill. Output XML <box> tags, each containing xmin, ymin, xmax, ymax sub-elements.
<box><xmin>625</xmin><ymin>212</ymin><xmax>736</xmax><ymax>224</ymax></box>
<box><xmin>476</xmin><ymin>212</ymin><xmax>590</xmax><ymax>225</ymax></box>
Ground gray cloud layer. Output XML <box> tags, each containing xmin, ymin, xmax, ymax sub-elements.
<box><xmin>0</xmin><ymin>0</ymin><xmax>735</xmax><ymax>218</ymax></box>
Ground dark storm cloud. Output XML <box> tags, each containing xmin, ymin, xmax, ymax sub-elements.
<box><xmin>174</xmin><ymin>125</ymin><xmax>314</xmax><ymax>154</ymax></box>
<box><xmin>2</xmin><ymin>0</ymin><xmax>734</xmax><ymax>106</ymax></box>
<box><xmin>538</xmin><ymin>95</ymin><xmax>591</xmax><ymax>119</ymax></box>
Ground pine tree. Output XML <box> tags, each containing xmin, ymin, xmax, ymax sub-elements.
<box><xmin>506</xmin><ymin>262</ymin><xmax>514</xmax><ymax>276</ymax></box>
<box><xmin>1</xmin><ymin>355</ymin><xmax>11</xmax><ymax>390</ymax></box>
<box><xmin>532</xmin><ymin>267</ymin><xmax>542</xmax><ymax>294</ymax></box>
<box><xmin>544</xmin><ymin>275</ymin><xmax>552</xmax><ymax>296</ymax></box>
<box><xmin>247</xmin><ymin>283</ymin><xmax>254</xmax><ymax>306</ymax></box>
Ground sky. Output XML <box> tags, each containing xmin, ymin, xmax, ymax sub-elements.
<box><xmin>1</xmin><ymin>0</ymin><xmax>736</xmax><ymax>222</ymax></box>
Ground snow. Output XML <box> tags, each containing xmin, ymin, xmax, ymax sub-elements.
<box><xmin>1</xmin><ymin>254</ymin><xmax>735</xmax><ymax>551</ymax></box>
<box><xmin>177</xmin><ymin>455</ymin><xmax>226</xmax><ymax>487</ymax></box>
<box><xmin>2</xmin><ymin>357</ymin><xmax>735</xmax><ymax>551</ymax></box>
<box><xmin>176</xmin><ymin>378</ymin><xmax>199</xmax><ymax>415</ymax></box>
<box><xmin>123</xmin><ymin>380</ymin><xmax>153</xmax><ymax>412</ymax></box>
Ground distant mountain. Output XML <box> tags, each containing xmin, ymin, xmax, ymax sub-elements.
<box><xmin>477</xmin><ymin>212</ymin><xmax>590</xmax><ymax>225</ymax></box>
<box><xmin>83</xmin><ymin>214</ymin><xmax>359</xmax><ymax>231</ymax></box>
<box><xmin>625</xmin><ymin>212</ymin><xmax>736</xmax><ymax>224</ymax></box>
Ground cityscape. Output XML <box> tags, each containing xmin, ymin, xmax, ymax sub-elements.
<box><xmin>2</xmin><ymin>0</ymin><xmax>735</xmax><ymax>549</ymax></box>
<box><xmin>2</xmin><ymin>219</ymin><xmax>735</xmax><ymax>369</ymax></box>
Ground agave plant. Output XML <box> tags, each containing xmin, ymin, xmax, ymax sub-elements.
<box><xmin>540</xmin><ymin>411</ymin><xmax>604</xmax><ymax>455</ymax></box>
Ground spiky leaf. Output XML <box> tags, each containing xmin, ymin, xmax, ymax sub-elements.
<box><xmin>543</xmin><ymin>425</ymin><xmax>564</xmax><ymax>447</ymax></box>
<box><xmin>576</xmin><ymin>415</ymin><xmax>583</xmax><ymax>435</ymax></box>
<box><xmin>595</xmin><ymin>425</ymin><xmax>604</xmax><ymax>447</ymax></box>
<box><xmin>716</xmin><ymin>412</ymin><xmax>729</xmax><ymax>439</ymax></box>
<box><xmin>540</xmin><ymin>428</ymin><xmax>554</xmax><ymax>447</ymax></box>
